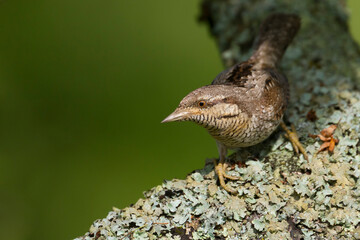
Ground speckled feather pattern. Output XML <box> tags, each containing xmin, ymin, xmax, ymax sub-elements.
<box><xmin>179</xmin><ymin>14</ymin><xmax>300</xmax><ymax>149</ymax></box>
<box><xmin>250</xmin><ymin>14</ymin><xmax>301</xmax><ymax>69</ymax></box>
<box><xmin>78</xmin><ymin>0</ymin><xmax>360</xmax><ymax>238</ymax></box>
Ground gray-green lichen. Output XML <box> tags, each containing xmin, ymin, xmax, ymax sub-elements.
<box><xmin>76</xmin><ymin>0</ymin><xmax>360</xmax><ymax>239</ymax></box>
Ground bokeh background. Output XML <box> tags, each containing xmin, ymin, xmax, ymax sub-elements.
<box><xmin>0</xmin><ymin>1</ymin><xmax>359</xmax><ymax>239</ymax></box>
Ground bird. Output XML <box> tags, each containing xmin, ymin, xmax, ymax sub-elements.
<box><xmin>162</xmin><ymin>13</ymin><xmax>307</xmax><ymax>194</ymax></box>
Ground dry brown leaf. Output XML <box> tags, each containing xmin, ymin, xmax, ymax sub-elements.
<box><xmin>310</xmin><ymin>122</ymin><xmax>340</xmax><ymax>153</ymax></box>
<box><xmin>328</xmin><ymin>138</ymin><xmax>336</xmax><ymax>152</ymax></box>
<box><xmin>318</xmin><ymin>141</ymin><xmax>331</xmax><ymax>153</ymax></box>
<box><xmin>320</xmin><ymin>124</ymin><xmax>337</xmax><ymax>138</ymax></box>
<box><xmin>306</xmin><ymin>109</ymin><xmax>318</xmax><ymax>122</ymax></box>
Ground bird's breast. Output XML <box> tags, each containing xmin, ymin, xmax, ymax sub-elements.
<box><xmin>206</xmin><ymin>115</ymin><xmax>281</xmax><ymax>149</ymax></box>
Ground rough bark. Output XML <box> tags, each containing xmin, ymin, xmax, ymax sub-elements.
<box><xmin>76</xmin><ymin>0</ymin><xmax>360</xmax><ymax>239</ymax></box>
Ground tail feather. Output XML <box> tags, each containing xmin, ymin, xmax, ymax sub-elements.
<box><xmin>250</xmin><ymin>14</ymin><xmax>301</xmax><ymax>69</ymax></box>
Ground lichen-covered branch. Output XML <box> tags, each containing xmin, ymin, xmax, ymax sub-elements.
<box><xmin>76</xmin><ymin>0</ymin><xmax>360</xmax><ymax>239</ymax></box>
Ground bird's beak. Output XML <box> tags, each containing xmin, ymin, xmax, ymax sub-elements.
<box><xmin>161</xmin><ymin>109</ymin><xmax>191</xmax><ymax>123</ymax></box>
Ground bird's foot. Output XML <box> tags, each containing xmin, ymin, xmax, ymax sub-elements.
<box><xmin>213</xmin><ymin>159</ymin><xmax>240</xmax><ymax>194</ymax></box>
<box><xmin>280</xmin><ymin>122</ymin><xmax>308</xmax><ymax>161</ymax></box>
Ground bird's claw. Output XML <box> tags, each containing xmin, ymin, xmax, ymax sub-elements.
<box><xmin>281</xmin><ymin>122</ymin><xmax>308</xmax><ymax>161</ymax></box>
<box><xmin>213</xmin><ymin>159</ymin><xmax>239</xmax><ymax>194</ymax></box>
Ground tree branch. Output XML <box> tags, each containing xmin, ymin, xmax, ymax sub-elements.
<box><xmin>76</xmin><ymin>0</ymin><xmax>360</xmax><ymax>239</ymax></box>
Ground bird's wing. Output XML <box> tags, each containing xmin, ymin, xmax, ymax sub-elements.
<box><xmin>257</xmin><ymin>70</ymin><xmax>289</xmax><ymax>121</ymax></box>
<box><xmin>211</xmin><ymin>61</ymin><xmax>255</xmax><ymax>88</ymax></box>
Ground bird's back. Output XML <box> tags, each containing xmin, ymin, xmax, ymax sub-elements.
<box><xmin>207</xmin><ymin>13</ymin><xmax>300</xmax><ymax>148</ymax></box>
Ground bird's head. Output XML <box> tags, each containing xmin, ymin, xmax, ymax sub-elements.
<box><xmin>162</xmin><ymin>85</ymin><xmax>244</xmax><ymax>129</ymax></box>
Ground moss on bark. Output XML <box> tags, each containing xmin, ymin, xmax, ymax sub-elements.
<box><xmin>76</xmin><ymin>0</ymin><xmax>360</xmax><ymax>239</ymax></box>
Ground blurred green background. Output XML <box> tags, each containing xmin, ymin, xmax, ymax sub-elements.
<box><xmin>0</xmin><ymin>0</ymin><xmax>359</xmax><ymax>239</ymax></box>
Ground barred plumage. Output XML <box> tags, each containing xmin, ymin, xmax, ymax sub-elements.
<box><xmin>162</xmin><ymin>13</ymin><xmax>304</xmax><ymax>193</ymax></box>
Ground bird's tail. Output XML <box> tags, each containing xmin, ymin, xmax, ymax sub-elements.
<box><xmin>249</xmin><ymin>13</ymin><xmax>301</xmax><ymax>69</ymax></box>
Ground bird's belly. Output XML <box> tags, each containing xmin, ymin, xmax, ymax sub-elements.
<box><xmin>208</xmin><ymin>119</ymin><xmax>280</xmax><ymax>149</ymax></box>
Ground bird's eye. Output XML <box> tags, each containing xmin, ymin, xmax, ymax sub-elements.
<box><xmin>198</xmin><ymin>100</ymin><xmax>207</xmax><ymax>108</ymax></box>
